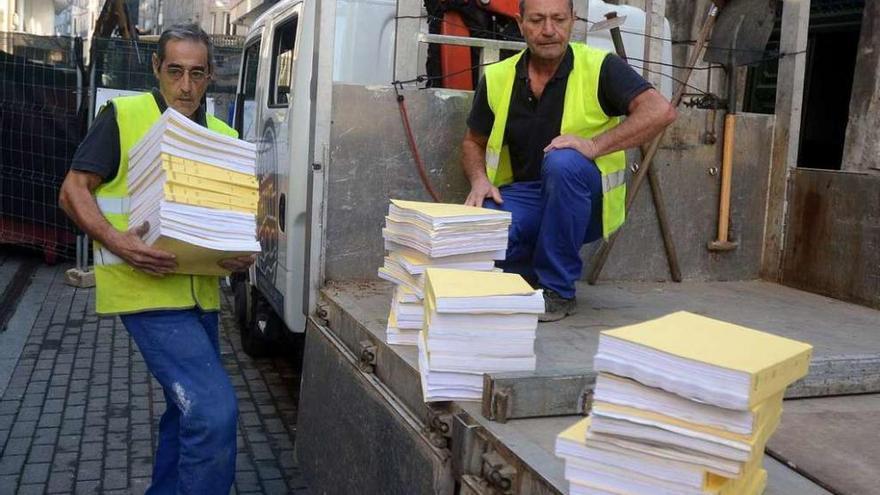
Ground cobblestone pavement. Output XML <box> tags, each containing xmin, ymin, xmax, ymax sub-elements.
<box><xmin>0</xmin><ymin>263</ymin><xmax>309</xmax><ymax>494</ymax></box>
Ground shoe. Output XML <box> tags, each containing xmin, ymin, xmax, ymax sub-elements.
<box><xmin>539</xmin><ymin>290</ymin><xmax>577</xmax><ymax>322</ymax></box>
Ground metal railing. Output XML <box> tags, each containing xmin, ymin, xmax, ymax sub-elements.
<box><xmin>393</xmin><ymin>0</ymin><xmax>590</xmax><ymax>85</ymax></box>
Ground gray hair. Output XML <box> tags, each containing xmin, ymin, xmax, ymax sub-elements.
<box><xmin>519</xmin><ymin>0</ymin><xmax>574</xmax><ymax>14</ymax></box>
<box><xmin>157</xmin><ymin>24</ymin><xmax>214</xmax><ymax>72</ymax></box>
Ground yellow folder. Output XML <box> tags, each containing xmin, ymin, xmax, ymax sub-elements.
<box><xmin>591</xmin><ymin>395</ymin><xmax>782</xmax><ymax>454</ymax></box>
<box><xmin>162</xmin><ymin>183</ymin><xmax>258</xmax><ymax>214</ymax></box>
<box><xmin>163</xmin><ymin>171</ymin><xmax>258</xmax><ymax>199</ymax></box>
<box><xmin>559</xmin><ymin>418</ymin><xmax>768</xmax><ymax>494</ymax></box>
<box><xmin>424</xmin><ymin>268</ymin><xmax>535</xmax><ymax>299</ymax></box>
<box><xmin>601</xmin><ymin>311</ymin><xmax>813</xmax><ymax>407</ymax></box>
<box><xmin>152</xmin><ymin>237</ymin><xmax>256</xmax><ymax>276</ymax></box>
<box><xmin>162</xmin><ymin>154</ymin><xmax>258</xmax><ymax>188</ymax></box>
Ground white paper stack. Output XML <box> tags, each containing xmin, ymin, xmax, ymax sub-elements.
<box><xmin>127</xmin><ymin>109</ymin><xmax>260</xmax><ymax>275</ymax></box>
<box><xmin>386</xmin><ymin>286</ymin><xmax>422</xmax><ymax>345</ymax></box>
<box><xmin>378</xmin><ymin>200</ymin><xmax>511</xmax><ymax>345</ymax></box>
<box><xmin>381</xmin><ymin>200</ymin><xmax>510</xmax><ymax>258</ymax></box>
<box><xmin>419</xmin><ymin>268</ymin><xmax>543</xmax><ymax>402</ymax></box>
<box><xmin>555</xmin><ymin>312</ymin><xmax>813</xmax><ymax>495</ymax></box>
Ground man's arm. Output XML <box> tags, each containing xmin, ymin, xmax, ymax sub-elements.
<box><xmin>544</xmin><ymin>88</ymin><xmax>677</xmax><ymax>158</ymax></box>
<box><xmin>59</xmin><ymin>170</ymin><xmax>177</xmax><ymax>276</ymax></box>
<box><xmin>462</xmin><ymin>129</ymin><xmax>503</xmax><ymax>206</ymax></box>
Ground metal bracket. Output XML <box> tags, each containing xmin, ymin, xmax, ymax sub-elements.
<box><xmin>579</xmin><ymin>387</ymin><xmax>595</xmax><ymax>414</ymax></box>
<box><xmin>423</xmin><ymin>409</ymin><xmax>453</xmax><ymax>449</ymax></box>
<box><xmin>315</xmin><ymin>302</ymin><xmax>329</xmax><ymax>325</ymax></box>
<box><xmin>487</xmin><ymin>386</ymin><xmax>511</xmax><ymax>423</ymax></box>
<box><xmin>481</xmin><ymin>451</ymin><xmax>516</xmax><ymax>494</ymax></box>
<box><xmin>684</xmin><ymin>93</ymin><xmax>724</xmax><ymax>110</ymax></box>
<box><xmin>357</xmin><ymin>340</ymin><xmax>377</xmax><ymax>373</ymax></box>
<box><xmin>459</xmin><ymin>474</ymin><xmax>495</xmax><ymax>495</ymax></box>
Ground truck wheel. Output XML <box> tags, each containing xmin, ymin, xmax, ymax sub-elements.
<box><xmin>231</xmin><ymin>273</ymin><xmax>252</xmax><ymax>329</ymax></box>
<box><xmin>286</xmin><ymin>331</ymin><xmax>306</xmax><ymax>368</ymax></box>
<box><xmin>241</xmin><ymin>294</ymin><xmax>282</xmax><ymax>359</ymax></box>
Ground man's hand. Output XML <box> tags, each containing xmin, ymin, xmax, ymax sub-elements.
<box><xmin>218</xmin><ymin>254</ymin><xmax>256</xmax><ymax>273</ymax></box>
<box><xmin>109</xmin><ymin>222</ymin><xmax>178</xmax><ymax>277</ymax></box>
<box><xmin>465</xmin><ymin>177</ymin><xmax>503</xmax><ymax>207</ymax></box>
<box><xmin>543</xmin><ymin>135</ymin><xmax>599</xmax><ymax>159</ymax></box>
<box><xmin>461</xmin><ymin>129</ymin><xmax>500</xmax><ymax>207</ymax></box>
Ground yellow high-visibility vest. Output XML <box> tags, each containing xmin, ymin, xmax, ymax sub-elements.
<box><xmin>484</xmin><ymin>43</ymin><xmax>627</xmax><ymax>238</ymax></box>
<box><xmin>92</xmin><ymin>92</ymin><xmax>238</xmax><ymax>315</ymax></box>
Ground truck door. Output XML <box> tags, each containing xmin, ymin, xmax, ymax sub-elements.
<box><xmin>254</xmin><ymin>6</ymin><xmax>303</xmax><ymax>320</ymax></box>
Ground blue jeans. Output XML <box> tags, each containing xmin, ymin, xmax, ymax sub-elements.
<box><xmin>121</xmin><ymin>308</ymin><xmax>238</xmax><ymax>495</ymax></box>
<box><xmin>484</xmin><ymin>149</ymin><xmax>603</xmax><ymax>299</ymax></box>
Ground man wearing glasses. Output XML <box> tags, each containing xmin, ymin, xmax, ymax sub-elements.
<box><xmin>59</xmin><ymin>24</ymin><xmax>252</xmax><ymax>494</ymax></box>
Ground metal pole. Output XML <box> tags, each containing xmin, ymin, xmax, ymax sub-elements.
<box><xmin>74</xmin><ymin>36</ymin><xmax>87</xmax><ymax>273</ymax></box>
<box><xmin>604</xmin><ymin>12</ymin><xmax>682</xmax><ymax>282</ymax></box>
<box><xmin>589</xmin><ymin>5</ymin><xmax>719</xmax><ymax>284</ymax></box>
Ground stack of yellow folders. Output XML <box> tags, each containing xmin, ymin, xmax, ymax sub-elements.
<box><xmin>555</xmin><ymin>312</ymin><xmax>813</xmax><ymax>495</ymax></box>
<box><xmin>378</xmin><ymin>200</ymin><xmax>510</xmax><ymax>345</ymax></box>
<box><xmin>418</xmin><ymin>268</ymin><xmax>543</xmax><ymax>402</ymax></box>
<box><xmin>127</xmin><ymin>109</ymin><xmax>260</xmax><ymax>276</ymax></box>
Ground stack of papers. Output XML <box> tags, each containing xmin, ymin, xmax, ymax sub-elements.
<box><xmin>386</xmin><ymin>286</ymin><xmax>422</xmax><ymax>345</ymax></box>
<box><xmin>378</xmin><ymin>200</ymin><xmax>511</xmax><ymax>345</ymax></box>
<box><xmin>555</xmin><ymin>311</ymin><xmax>813</xmax><ymax>495</ymax></box>
<box><xmin>419</xmin><ymin>268</ymin><xmax>543</xmax><ymax>402</ymax></box>
<box><xmin>381</xmin><ymin>200</ymin><xmax>510</xmax><ymax>258</ymax></box>
<box><xmin>127</xmin><ymin>109</ymin><xmax>260</xmax><ymax>275</ymax></box>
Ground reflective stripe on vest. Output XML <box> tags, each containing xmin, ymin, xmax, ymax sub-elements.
<box><xmin>96</xmin><ymin>196</ymin><xmax>130</xmax><ymax>215</ymax></box>
<box><xmin>602</xmin><ymin>169</ymin><xmax>626</xmax><ymax>194</ymax></box>
<box><xmin>94</xmin><ymin>247</ymin><xmax>124</xmax><ymax>266</ymax></box>
<box><xmin>483</xmin><ymin>43</ymin><xmax>628</xmax><ymax>238</ymax></box>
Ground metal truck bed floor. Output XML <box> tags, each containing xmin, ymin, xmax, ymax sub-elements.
<box><xmin>319</xmin><ymin>279</ymin><xmax>879</xmax><ymax>493</ymax></box>
<box><xmin>456</xmin><ymin>402</ymin><xmax>833</xmax><ymax>494</ymax></box>
<box><xmin>324</xmin><ymin>279</ymin><xmax>880</xmax><ymax>391</ymax></box>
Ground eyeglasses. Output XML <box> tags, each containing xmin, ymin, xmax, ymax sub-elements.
<box><xmin>164</xmin><ymin>66</ymin><xmax>210</xmax><ymax>82</ymax></box>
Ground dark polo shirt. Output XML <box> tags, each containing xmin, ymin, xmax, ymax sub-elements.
<box><xmin>467</xmin><ymin>47</ymin><xmax>651</xmax><ymax>182</ymax></box>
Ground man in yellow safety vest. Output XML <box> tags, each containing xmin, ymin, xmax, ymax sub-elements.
<box><xmin>462</xmin><ymin>0</ymin><xmax>677</xmax><ymax>321</ymax></box>
<box><xmin>59</xmin><ymin>25</ymin><xmax>252</xmax><ymax>494</ymax></box>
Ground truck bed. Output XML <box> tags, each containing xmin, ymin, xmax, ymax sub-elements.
<box><xmin>300</xmin><ymin>279</ymin><xmax>879</xmax><ymax>493</ymax></box>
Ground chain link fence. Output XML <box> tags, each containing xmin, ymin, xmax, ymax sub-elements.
<box><xmin>0</xmin><ymin>33</ymin><xmax>86</xmax><ymax>263</ymax></box>
<box><xmin>91</xmin><ymin>35</ymin><xmax>243</xmax><ymax>122</ymax></box>
<box><xmin>0</xmin><ymin>32</ymin><xmax>244</xmax><ymax>263</ymax></box>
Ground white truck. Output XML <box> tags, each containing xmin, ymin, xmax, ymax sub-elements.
<box><xmin>227</xmin><ymin>1</ymin><xmax>842</xmax><ymax>493</ymax></box>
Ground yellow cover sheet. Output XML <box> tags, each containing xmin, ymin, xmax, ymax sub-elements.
<box><xmin>601</xmin><ymin>312</ymin><xmax>812</xmax><ymax>406</ymax></box>
<box><xmin>152</xmin><ymin>237</ymin><xmax>257</xmax><ymax>276</ymax></box>
<box><xmin>424</xmin><ymin>268</ymin><xmax>535</xmax><ymax>299</ymax></box>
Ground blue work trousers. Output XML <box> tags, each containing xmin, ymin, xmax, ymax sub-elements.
<box><xmin>484</xmin><ymin>148</ymin><xmax>603</xmax><ymax>299</ymax></box>
<box><xmin>121</xmin><ymin>308</ymin><xmax>238</xmax><ymax>495</ymax></box>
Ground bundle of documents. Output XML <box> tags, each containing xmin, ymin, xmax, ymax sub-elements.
<box><xmin>378</xmin><ymin>200</ymin><xmax>511</xmax><ymax>345</ymax></box>
<box><xmin>419</xmin><ymin>268</ymin><xmax>543</xmax><ymax>402</ymax></box>
<box><xmin>555</xmin><ymin>311</ymin><xmax>813</xmax><ymax>495</ymax></box>
<box><xmin>386</xmin><ymin>286</ymin><xmax>423</xmax><ymax>345</ymax></box>
<box><xmin>381</xmin><ymin>200</ymin><xmax>510</xmax><ymax>258</ymax></box>
<box><xmin>127</xmin><ymin>109</ymin><xmax>260</xmax><ymax>275</ymax></box>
